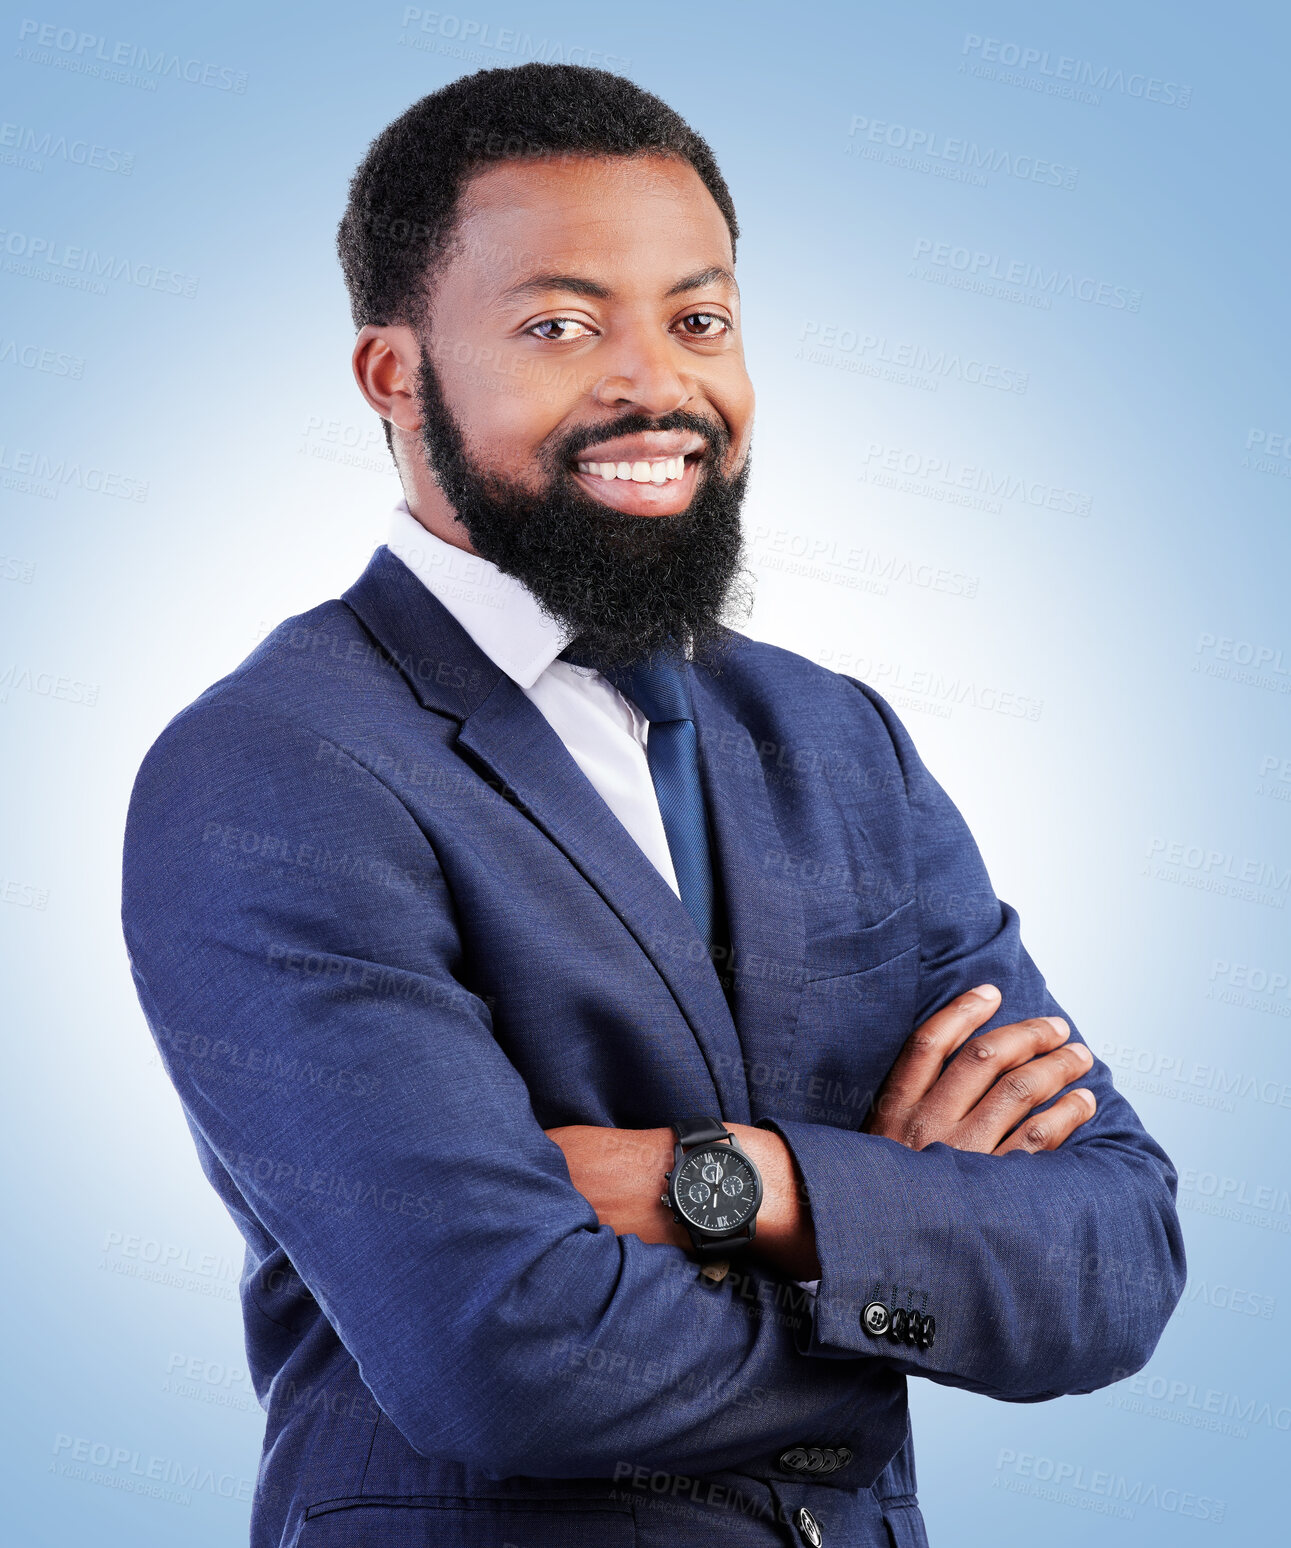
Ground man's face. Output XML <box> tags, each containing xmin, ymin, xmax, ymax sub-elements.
<box><xmin>410</xmin><ymin>151</ymin><xmax>755</xmax><ymax>669</ymax></box>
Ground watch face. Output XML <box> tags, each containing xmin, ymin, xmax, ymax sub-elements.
<box><xmin>672</xmin><ymin>1145</ymin><xmax>761</xmax><ymax>1234</ymax></box>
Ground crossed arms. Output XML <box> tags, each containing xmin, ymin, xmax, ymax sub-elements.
<box><xmin>549</xmin><ymin>985</ymin><xmax>1103</xmax><ymax>1282</ymax></box>
<box><xmin>123</xmin><ymin>694</ymin><xmax>1186</xmax><ymax>1488</ymax></box>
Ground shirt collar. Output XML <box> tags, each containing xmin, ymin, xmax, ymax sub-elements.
<box><xmin>385</xmin><ymin>499</ymin><xmax>573</xmax><ymax>690</ymax></box>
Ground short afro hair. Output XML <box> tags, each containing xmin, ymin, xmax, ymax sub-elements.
<box><xmin>336</xmin><ymin>62</ymin><xmax>739</xmax><ymax>339</ymax></box>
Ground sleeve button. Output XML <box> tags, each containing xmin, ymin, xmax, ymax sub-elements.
<box><xmin>861</xmin><ymin>1300</ymin><xmax>892</xmax><ymax>1337</ymax></box>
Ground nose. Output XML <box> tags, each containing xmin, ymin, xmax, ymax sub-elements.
<box><xmin>591</xmin><ymin>322</ymin><xmax>693</xmax><ymax>418</ymax></box>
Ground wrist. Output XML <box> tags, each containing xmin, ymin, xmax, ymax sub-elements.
<box><xmin>645</xmin><ymin>1127</ymin><xmax>693</xmax><ymax>1251</ymax></box>
<box><xmin>726</xmin><ymin>1123</ymin><xmax>820</xmax><ymax>1279</ymax></box>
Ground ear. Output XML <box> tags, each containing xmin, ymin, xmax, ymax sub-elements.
<box><xmin>351</xmin><ymin>324</ymin><xmax>422</xmax><ymax>435</ymax></box>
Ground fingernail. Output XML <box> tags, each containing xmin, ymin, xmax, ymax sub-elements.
<box><xmin>1044</xmin><ymin>1016</ymin><xmax>1069</xmax><ymax>1036</ymax></box>
<box><xmin>969</xmin><ymin>984</ymin><xmax>1000</xmax><ymax>1002</ymax></box>
<box><xmin>1076</xmin><ymin>1088</ymin><xmax>1096</xmax><ymax>1108</ymax></box>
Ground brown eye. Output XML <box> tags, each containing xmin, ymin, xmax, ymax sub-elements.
<box><xmin>678</xmin><ymin>313</ymin><xmax>729</xmax><ymax>338</ymax></box>
<box><xmin>528</xmin><ymin>318</ymin><xmax>593</xmax><ymax>341</ymax></box>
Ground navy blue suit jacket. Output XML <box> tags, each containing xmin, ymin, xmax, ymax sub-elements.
<box><xmin>121</xmin><ymin>546</ymin><xmax>1185</xmax><ymax>1547</ymax></box>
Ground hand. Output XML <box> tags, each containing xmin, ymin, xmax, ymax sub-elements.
<box><xmin>544</xmin><ymin>1122</ymin><xmax>820</xmax><ymax>1280</ymax></box>
<box><xmin>864</xmin><ymin>984</ymin><xmax>1097</xmax><ymax>1155</ymax></box>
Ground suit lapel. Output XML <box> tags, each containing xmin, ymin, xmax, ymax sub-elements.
<box><xmin>343</xmin><ymin>547</ymin><xmax>752</xmax><ymax>1121</ymax></box>
<box><xmin>456</xmin><ymin>685</ymin><xmax>751</xmax><ymax>1120</ymax></box>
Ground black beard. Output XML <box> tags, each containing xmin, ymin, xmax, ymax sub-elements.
<box><xmin>414</xmin><ymin>343</ymin><xmax>752</xmax><ymax>673</ymax></box>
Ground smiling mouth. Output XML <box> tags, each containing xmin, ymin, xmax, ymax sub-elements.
<box><xmin>566</xmin><ymin>451</ymin><xmax>705</xmax><ymax>517</ymax></box>
<box><xmin>574</xmin><ymin>455</ymin><xmax>692</xmax><ymax>485</ymax></box>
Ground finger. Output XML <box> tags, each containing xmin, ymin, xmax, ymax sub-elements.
<box><xmin>955</xmin><ymin>1039</ymin><xmax>1096</xmax><ymax>1150</ymax></box>
<box><xmin>868</xmin><ymin>984</ymin><xmax>1001</xmax><ymax>1129</ymax></box>
<box><xmin>994</xmin><ymin>1087</ymin><xmax>1098</xmax><ymax>1155</ymax></box>
<box><xmin>918</xmin><ymin>1015</ymin><xmax>1074</xmax><ymax>1128</ymax></box>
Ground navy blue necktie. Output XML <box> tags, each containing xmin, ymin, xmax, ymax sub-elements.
<box><xmin>563</xmin><ymin>646</ymin><xmax>716</xmax><ymax>952</ymax></box>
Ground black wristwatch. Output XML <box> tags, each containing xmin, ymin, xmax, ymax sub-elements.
<box><xmin>661</xmin><ymin>1116</ymin><xmax>763</xmax><ymax>1258</ymax></box>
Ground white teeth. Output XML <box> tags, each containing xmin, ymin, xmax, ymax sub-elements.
<box><xmin>575</xmin><ymin>456</ymin><xmax>690</xmax><ymax>482</ymax></box>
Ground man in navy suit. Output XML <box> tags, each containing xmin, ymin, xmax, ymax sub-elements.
<box><xmin>122</xmin><ymin>64</ymin><xmax>1185</xmax><ymax>1547</ymax></box>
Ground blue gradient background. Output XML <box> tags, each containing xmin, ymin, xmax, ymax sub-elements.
<box><xmin>2</xmin><ymin>1</ymin><xmax>1287</xmax><ymax>1541</ymax></box>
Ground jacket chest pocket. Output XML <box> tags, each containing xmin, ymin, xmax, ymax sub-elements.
<box><xmin>774</xmin><ymin>895</ymin><xmax>920</xmax><ymax>1129</ymax></box>
<box><xmin>801</xmin><ymin>894</ymin><xmax>918</xmax><ymax>983</ymax></box>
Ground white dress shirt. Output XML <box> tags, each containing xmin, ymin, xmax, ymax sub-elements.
<box><xmin>386</xmin><ymin>499</ymin><xmax>680</xmax><ymax>897</ymax></box>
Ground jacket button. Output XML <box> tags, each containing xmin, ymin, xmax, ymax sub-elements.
<box><xmin>918</xmin><ymin>1313</ymin><xmax>936</xmax><ymax>1350</ymax></box>
<box><xmin>889</xmin><ymin>1306</ymin><xmax>909</xmax><ymax>1343</ymax></box>
<box><xmin>779</xmin><ymin>1446</ymin><xmax>810</xmax><ymax>1472</ymax></box>
<box><xmin>795</xmin><ymin>1505</ymin><xmax>823</xmax><ymax>1546</ymax></box>
<box><xmin>861</xmin><ymin>1300</ymin><xmax>891</xmax><ymax>1337</ymax></box>
<box><xmin>834</xmin><ymin>1446</ymin><xmax>852</xmax><ymax>1468</ymax></box>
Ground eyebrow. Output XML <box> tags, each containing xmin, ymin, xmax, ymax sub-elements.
<box><xmin>499</xmin><ymin>264</ymin><xmax>737</xmax><ymax>304</ymax></box>
<box><xmin>665</xmin><ymin>265</ymin><xmax>737</xmax><ymax>297</ymax></box>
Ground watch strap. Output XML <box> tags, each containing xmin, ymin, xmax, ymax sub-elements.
<box><xmin>692</xmin><ymin>1233</ymin><xmax>745</xmax><ymax>1260</ymax></box>
<box><xmin>671</xmin><ymin>1115</ymin><xmax>730</xmax><ymax>1147</ymax></box>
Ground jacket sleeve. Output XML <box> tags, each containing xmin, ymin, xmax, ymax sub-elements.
<box><xmin>121</xmin><ymin>697</ymin><xmax>908</xmax><ymax>1484</ymax></box>
<box><xmin>761</xmin><ymin>681</ymin><xmax>1187</xmax><ymax>1399</ymax></box>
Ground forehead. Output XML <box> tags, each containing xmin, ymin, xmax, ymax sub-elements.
<box><xmin>445</xmin><ymin>152</ymin><xmax>734</xmax><ymax>294</ymax></box>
